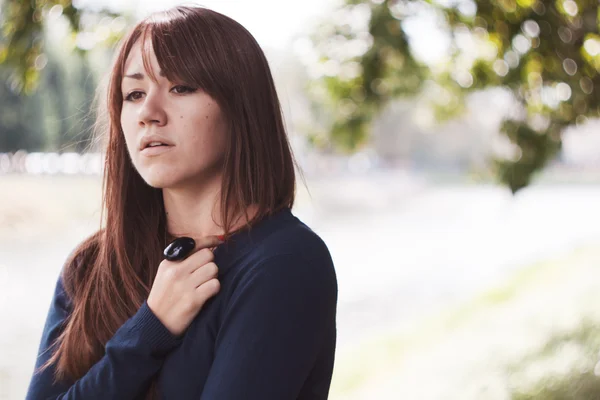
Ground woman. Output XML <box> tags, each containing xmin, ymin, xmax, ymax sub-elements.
<box><xmin>25</xmin><ymin>5</ymin><xmax>338</xmax><ymax>400</ymax></box>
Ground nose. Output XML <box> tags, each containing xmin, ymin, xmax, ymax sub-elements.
<box><xmin>138</xmin><ymin>90</ymin><xmax>167</xmax><ymax>127</ymax></box>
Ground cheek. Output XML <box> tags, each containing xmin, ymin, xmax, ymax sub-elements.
<box><xmin>120</xmin><ymin>113</ymin><xmax>137</xmax><ymax>151</ymax></box>
<box><xmin>178</xmin><ymin>101</ymin><xmax>226</xmax><ymax>156</ymax></box>
<box><xmin>189</xmin><ymin>111</ymin><xmax>219</xmax><ymax>143</ymax></box>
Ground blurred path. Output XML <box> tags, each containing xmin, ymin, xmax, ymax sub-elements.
<box><xmin>295</xmin><ymin>177</ymin><xmax>600</xmax><ymax>349</ymax></box>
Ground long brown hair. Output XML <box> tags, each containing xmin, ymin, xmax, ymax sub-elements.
<box><xmin>38</xmin><ymin>5</ymin><xmax>297</xmax><ymax>397</ymax></box>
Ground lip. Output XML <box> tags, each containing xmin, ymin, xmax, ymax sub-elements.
<box><xmin>140</xmin><ymin>145</ymin><xmax>174</xmax><ymax>157</ymax></box>
<box><xmin>139</xmin><ymin>135</ymin><xmax>174</xmax><ymax>151</ymax></box>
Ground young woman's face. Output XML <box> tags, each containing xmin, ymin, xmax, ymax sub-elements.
<box><xmin>120</xmin><ymin>39</ymin><xmax>228</xmax><ymax>190</ymax></box>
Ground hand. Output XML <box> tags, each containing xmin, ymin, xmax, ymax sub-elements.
<box><xmin>147</xmin><ymin>235</ymin><xmax>223</xmax><ymax>337</ymax></box>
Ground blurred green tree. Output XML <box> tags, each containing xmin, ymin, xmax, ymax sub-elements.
<box><xmin>0</xmin><ymin>68</ymin><xmax>45</xmax><ymax>151</ymax></box>
<box><xmin>310</xmin><ymin>0</ymin><xmax>600</xmax><ymax>192</ymax></box>
<box><xmin>0</xmin><ymin>0</ymin><xmax>129</xmax><ymax>152</ymax></box>
<box><xmin>0</xmin><ymin>0</ymin><xmax>123</xmax><ymax>93</ymax></box>
<box><xmin>0</xmin><ymin>39</ymin><xmax>101</xmax><ymax>152</ymax></box>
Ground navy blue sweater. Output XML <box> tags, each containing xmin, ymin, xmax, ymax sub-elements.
<box><xmin>25</xmin><ymin>208</ymin><xmax>338</xmax><ymax>399</ymax></box>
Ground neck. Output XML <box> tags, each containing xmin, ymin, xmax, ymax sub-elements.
<box><xmin>162</xmin><ymin>174</ymin><xmax>259</xmax><ymax>240</ymax></box>
<box><xmin>162</xmin><ymin>174</ymin><xmax>224</xmax><ymax>240</ymax></box>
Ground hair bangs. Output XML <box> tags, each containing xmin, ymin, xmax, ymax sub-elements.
<box><xmin>138</xmin><ymin>14</ymin><xmax>219</xmax><ymax>97</ymax></box>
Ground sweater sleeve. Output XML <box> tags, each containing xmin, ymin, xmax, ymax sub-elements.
<box><xmin>199</xmin><ymin>253</ymin><xmax>338</xmax><ymax>400</ymax></box>
<box><xmin>25</xmin><ymin>274</ymin><xmax>183</xmax><ymax>400</ymax></box>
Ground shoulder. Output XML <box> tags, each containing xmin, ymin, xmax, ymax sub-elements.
<box><xmin>218</xmin><ymin>209</ymin><xmax>337</xmax><ymax>302</ymax></box>
<box><xmin>263</xmin><ymin>217</ymin><xmax>330</xmax><ymax>258</ymax></box>
<box><xmin>223</xmin><ymin>228</ymin><xmax>338</xmax><ymax>322</ymax></box>
<box><xmin>252</xmin><ymin>213</ymin><xmax>334</xmax><ymax>275</ymax></box>
<box><xmin>215</xmin><ymin>212</ymin><xmax>338</xmax><ymax>329</ymax></box>
<box><xmin>238</xmin><ymin>214</ymin><xmax>337</xmax><ymax>296</ymax></box>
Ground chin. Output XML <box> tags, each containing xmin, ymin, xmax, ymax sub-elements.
<box><xmin>137</xmin><ymin>163</ymin><xmax>222</xmax><ymax>191</ymax></box>
<box><xmin>138</xmin><ymin>169</ymin><xmax>180</xmax><ymax>189</ymax></box>
<box><xmin>141</xmin><ymin>177</ymin><xmax>170</xmax><ymax>189</ymax></box>
<box><xmin>142</xmin><ymin>171</ymin><xmax>203</xmax><ymax>191</ymax></box>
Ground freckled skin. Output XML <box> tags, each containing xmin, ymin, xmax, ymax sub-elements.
<box><xmin>119</xmin><ymin>41</ymin><xmax>228</xmax><ymax>189</ymax></box>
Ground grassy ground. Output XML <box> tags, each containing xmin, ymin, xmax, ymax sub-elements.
<box><xmin>328</xmin><ymin>243</ymin><xmax>600</xmax><ymax>399</ymax></box>
<box><xmin>0</xmin><ymin>174</ymin><xmax>103</xmax><ymax>241</ymax></box>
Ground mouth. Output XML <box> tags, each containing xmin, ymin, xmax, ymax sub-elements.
<box><xmin>140</xmin><ymin>142</ymin><xmax>174</xmax><ymax>156</ymax></box>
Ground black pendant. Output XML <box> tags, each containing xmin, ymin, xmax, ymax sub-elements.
<box><xmin>164</xmin><ymin>237</ymin><xmax>196</xmax><ymax>261</ymax></box>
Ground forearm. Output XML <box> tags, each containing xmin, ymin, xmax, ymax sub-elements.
<box><xmin>26</xmin><ymin>301</ymin><xmax>181</xmax><ymax>400</ymax></box>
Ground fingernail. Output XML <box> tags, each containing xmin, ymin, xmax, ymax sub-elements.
<box><xmin>217</xmin><ymin>234</ymin><xmax>225</xmax><ymax>241</ymax></box>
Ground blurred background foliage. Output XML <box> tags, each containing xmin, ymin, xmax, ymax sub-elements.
<box><xmin>0</xmin><ymin>0</ymin><xmax>130</xmax><ymax>152</ymax></box>
<box><xmin>1</xmin><ymin>0</ymin><xmax>599</xmax><ymax>191</ymax></box>
<box><xmin>0</xmin><ymin>0</ymin><xmax>123</xmax><ymax>93</ymax></box>
<box><xmin>309</xmin><ymin>0</ymin><xmax>600</xmax><ymax>192</ymax></box>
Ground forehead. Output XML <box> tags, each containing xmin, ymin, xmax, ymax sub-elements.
<box><xmin>122</xmin><ymin>39</ymin><xmax>161</xmax><ymax>78</ymax></box>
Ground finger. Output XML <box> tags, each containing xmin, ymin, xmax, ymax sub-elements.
<box><xmin>189</xmin><ymin>262</ymin><xmax>219</xmax><ymax>288</ymax></box>
<box><xmin>181</xmin><ymin>248</ymin><xmax>215</xmax><ymax>274</ymax></box>
<box><xmin>181</xmin><ymin>235</ymin><xmax>222</xmax><ymax>269</ymax></box>
<box><xmin>190</xmin><ymin>235</ymin><xmax>223</xmax><ymax>253</ymax></box>
<box><xmin>194</xmin><ymin>278</ymin><xmax>221</xmax><ymax>301</ymax></box>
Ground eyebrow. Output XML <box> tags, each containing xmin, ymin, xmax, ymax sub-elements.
<box><xmin>123</xmin><ymin>70</ymin><xmax>166</xmax><ymax>80</ymax></box>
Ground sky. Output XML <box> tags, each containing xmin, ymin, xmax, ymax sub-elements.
<box><xmin>74</xmin><ymin>0</ymin><xmax>340</xmax><ymax>51</ymax></box>
<box><xmin>73</xmin><ymin>0</ymin><xmax>447</xmax><ymax>64</ymax></box>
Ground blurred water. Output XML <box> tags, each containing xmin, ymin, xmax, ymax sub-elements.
<box><xmin>2</xmin><ymin>175</ymin><xmax>600</xmax><ymax>399</ymax></box>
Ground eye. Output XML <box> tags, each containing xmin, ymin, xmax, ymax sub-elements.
<box><xmin>171</xmin><ymin>85</ymin><xmax>197</xmax><ymax>94</ymax></box>
<box><xmin>124</xmin><ymin>91</ymin><xmax>144</xmax><ymax>102</ymax></box>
